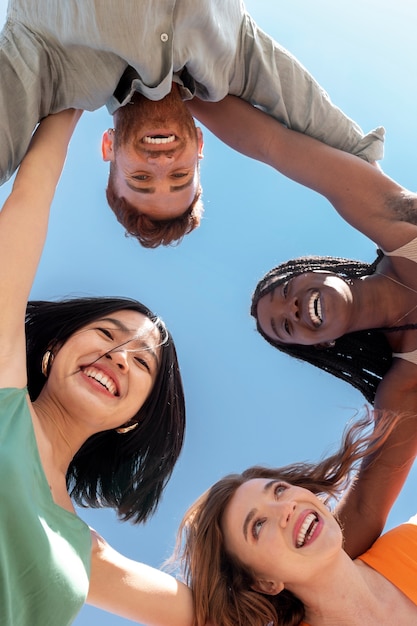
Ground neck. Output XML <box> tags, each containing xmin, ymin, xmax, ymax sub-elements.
<box><xmin>32</xmin><ymin>393</ymin><xmax>90</xmax><ymax>475</ymax></box>
<box><xmin>292</xmin><ymin>554</ymin><xmax>382</xmax><ymax>626</ymax></box>
<box><xmin>375</xmin><ymin>270</ymin><xmax>417</xmax><ymax>328</ymax></box>
<box><xmin>351</xmin><ymin>273</ymin><xmax>417</xmax><ymax>331</ymax></box>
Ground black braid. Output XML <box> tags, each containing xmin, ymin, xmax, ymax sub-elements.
<box><xmin>250</xmin><ymin>252</ymin><xmax>417</xmax><ymax>405</ymax></box>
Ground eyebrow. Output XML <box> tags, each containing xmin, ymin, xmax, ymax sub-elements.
<box><xmin>242</xmin><ymin>480</ymin><xmax>278</xmax><ymax>541</ymax></box>
<box><xmin>99</xmin><ymin>317</ymin><xmax>160</xmax><ymax>366</ymax></box>
<box><xmin>268</xmin><ymin>288</ymin><xmax>283</xmax><ymax>342</ymax></box>
<box><xmin>125</xmin><ymin>176</ymin><xmax>194</xmax><ymax>194</ymax></box>
<box><xmin>269</xmin><ymin>290</ymin><xmax>279</xmax><ymax>337</ymax></box>
<box><xmin>270</xmin><ymin>317</ymin><xmax>281</xmax><ymax>340</ymax></box>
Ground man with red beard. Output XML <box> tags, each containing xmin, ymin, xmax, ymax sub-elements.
<box><xmin>1</xmin><ymin>1</ymin><xmax>384</xmax><ymax>247</ymax></box>
<box><xmin>102</xmin><ymin>85</ymin><xmax>205</xmax><ymax>248</ymax></box>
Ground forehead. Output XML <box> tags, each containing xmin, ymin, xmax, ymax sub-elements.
<box><xmin>225</xmin><ymin>479</ymin><xmax>271</xmax><ymax>525</ymax></box>
<box><xmin>234</xmin><ymin>478</ymin><xmax>271</xmax><ymax>500</ymax></box>
<box><xmin>267</xmin><ymin>268</ymin><xmax>335</xmax><ymax>287</ymax></box>
<box><xmin>112</xmin><ymin>157</ymin><xmax>200</xmax><ymax>220</ymax></box>
<box><xmin>222</xmin><ymin>479</ymin><xmax>274</xmax><ymax>556</ymax></box>
<box><xmin>90</xmin><ymin>309</ymin><xmax>160</xmax><ymax>340</ymax></box>
<box><xmin>130</xmin><ymin>185</ymin><xmax>198</xmax><ymax>220</ymax></box>
<box><xmin>259</xmin><ymin>269</ymin><xmax>339</xmax><ymax>301</ymax></box>
<box><xmin>115</xmin><ymin>176</ymin><xmax>200</xmax><ymax>221</ymax></box>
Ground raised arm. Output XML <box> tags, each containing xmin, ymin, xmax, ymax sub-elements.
<box><xmin>0</xmin><ymin>110</ymin><xmax>81</xmax><ymax>388</ymax></box>
<box><xmin>335</xmin><ymin>361</ymin><xmax>417</xmax><ymax>558</ymax></box>
<box><xmin>229</xmin><ymin>19</ymin><xmax>384</xmax><ymax>161</ymax></box>
<box><xmin>187</xmin><ymin>96</ymin><xmax>417</xmax><ymax>557</ymax></box>
<box><xmin>187</xmin><ymin>96</ymin><xmax>417</xmax><ymax>253</ymax></box>
<box><xmin>87</xmin><ymin>531</ymin><xmax>194</xmax><ymax>626</ymax></box>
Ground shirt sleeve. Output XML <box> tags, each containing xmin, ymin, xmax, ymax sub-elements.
<box><xmin>0</xmin><ymin>24</ymin><xmax>45</xmax><ymax>185</ymax></box>
<box><xmin>229</xmin><ymin>13</ymin><xmax>384</xmax><ymax>162</ymax></box>
<box><xmin>0</xmin><ymin>19</ymin><xmax>126</xmax><ymax>186</ymax></box>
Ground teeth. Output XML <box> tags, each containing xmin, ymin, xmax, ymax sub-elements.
<box><xmin>308</xmin><ymin>291</ymin><xmax>322</xmax><ymax>326</ymax></box>
<box><xmin>296</xmin><ymin>513</ymin><xmax>318</xmax><ymax>548</ymax></box>
<box><xmin>143</xmin><ymin>134</ymin><xmax>175</xmax><ymax>145</ymax></box>
<box><xmin>84</xmin><ymin>367</ymin><xmax>117</xmax><ymax>396</ymax></box>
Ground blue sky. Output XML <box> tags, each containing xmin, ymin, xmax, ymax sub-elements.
<box><xmin>1</xmin><ymin>1</ymin><xmax>417</xmax><ymax>624</ymax></box>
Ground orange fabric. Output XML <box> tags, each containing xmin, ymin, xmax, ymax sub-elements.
<box><xmin>358</xmin><ymin>523</ymin><xmax>417</xmax><ymax>605</ymax></box>
<box><xmin>299</xmin><ymin>523</ymin><xmax>417</xmax><ymax>626</ymax></box>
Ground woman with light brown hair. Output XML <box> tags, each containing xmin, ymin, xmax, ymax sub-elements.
<box><xmin>176</xmin><ymin>411</ymin><xmax>417</xmax><ymax>626</ymax></box>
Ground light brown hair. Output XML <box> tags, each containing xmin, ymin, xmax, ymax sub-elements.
<box><xmin>175</xmin><ymin>410</ymin><xmax>402</xmax><ymax>626</ymax></box>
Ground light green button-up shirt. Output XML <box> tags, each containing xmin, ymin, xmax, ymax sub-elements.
<box><xmin>0</xmin><ymin>0</ymin><xmax>384</xmax><ymax>185</ymax></box>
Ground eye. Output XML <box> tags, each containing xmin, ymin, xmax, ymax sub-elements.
<box><xmin>134</xmin><ymin>355</ymin><xmax>151</xmax><ymax>373</ymax></box>
<box><xmin>133</xmin><ymin>174</ymin><xmax>150</xmax><ymax>181</ymax></box>
<box><xmin>171</xmin><ymin>172</ymin><xmax>188</xmax><ymax>179</ymax></box>
<box><xmin>97</xmin><ymin>327</ymin><xmax>114</xmax><ymax>339</ymax></box>
<box><xmin>274</xmin><ymin>482</ymin><xmax>289</xmax><ymax>497</ymax></box>
<box><xmin>283</xmin><ymin>319</ymin><xmax>290</xmax><ymax>335</ymax></box>
<box><xmin>252</xmin><ymin>517</ymin><xmax>266</xmax><ymax>540</ymax></box>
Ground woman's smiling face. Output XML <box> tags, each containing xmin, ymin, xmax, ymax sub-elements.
<box><xmin>45</xmin><ymin>309</ymin><xmax>162</xmax><ymax>431</ymax></box>
<box><xmin>255</xmin><ymin>271</ymin><xmax>354</xmax><ymax>346</ymax></box>
<box><xmin>221</xmin><ymin>479</ymin><xmax>342</xmax><ymax>594</ymax></box>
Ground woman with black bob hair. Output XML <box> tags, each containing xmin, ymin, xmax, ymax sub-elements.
<box><xmin>0</xmin><ymin>110</ymin><xmax>194</xmax><ymax>625</ymax></box>
<box><xmin>25</xmin><ymin>296</ymin><xmax>185</xmax><ymax>524</ymax></box>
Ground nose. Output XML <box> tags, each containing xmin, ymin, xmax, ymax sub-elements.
<box><xmin>276</xmin><ymin>295</ymin><xmax>299</xmax><ymax>322</ymax></box>
<box><xmin>287</xmin><ymin>296</ymin><xmax>300</xmax><ymax>321</ymax></box>
<box><xmin>146</xmin><ymin>151</ymin><xmax>175</xmax><ymax>166</ymax></box>
<box><xmin>104</xmin><ymin>347</ymin><xmax>130</xmax><ymax>370</ymax></box>
<box><xmin>277</xmin><ymin>500</ymin><xmax>297</xmax><ymax>528</ymax></box>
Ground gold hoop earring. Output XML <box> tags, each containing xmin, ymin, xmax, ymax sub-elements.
<box><xmin>116</xmin><ymin>422</ymin><xmax>138</xmax><ymax>434</ymax></box>
<box><xmin>41</xmin><ymin>351</ymin><xmax>54</xmax><ymax>378</ymax></box>
<box><xmin>315</xmin><ymin>340</ymin><xmax>336</xmax><ymax>350</ymax></box>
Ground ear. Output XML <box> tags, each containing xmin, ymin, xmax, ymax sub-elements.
<box><xmin>314</xmin><ymin>340</ymin><xmax>335</xmax><ymax>349</ymax></box>
<box><xmin>101</xmin><ymin>129</ymin><xmax>115</xmax><ymax>162</ymax></box>
<box><xmin>251</xmin><ymin>579</ymin><xmax>284</xmax><ymax>596</ymax></box>
<box><xmin>196</xmin><ymin>127</ymin><xmax>204</xmax><ymax>159</ymax></box>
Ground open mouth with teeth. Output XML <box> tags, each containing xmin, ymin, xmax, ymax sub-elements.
<box><xmin>296</xmin><ymin>512</ymin><xmax>320</xmax><ymax>548</ymax></box>
<box><xmin>143</xmin><ymin>134</ymin><xmax>176</xmax><ymax>145</ymax></box>
<box><xmin>83</xmin><ymin>367</ymin><xmax>118</xmax><ymax>396</ymax></box>
<box><xmin>308</xmin><ymin>291</ymin><xmax>322</xmax><ymax>327</ymax></box>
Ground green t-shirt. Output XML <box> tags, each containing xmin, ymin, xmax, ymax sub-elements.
<box><xmin>0</xmin><ymin>388</ymin><xmax>91</xmax><ymax>625</ymax></box>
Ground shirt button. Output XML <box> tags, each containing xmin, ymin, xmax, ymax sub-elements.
<box><xmin>160</xmin><ymin>33</ymin><xmax>169</xmax><ymax>42</ymax></box>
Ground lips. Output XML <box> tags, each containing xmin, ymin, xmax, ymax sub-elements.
<box><xmin>142</xmin><ymin>134</ymin><xmax>176</xmax><ymax>145</ymax></box>
<box><xmin>82</xmin><ymin>366</ymin><xmax>119</xmax><ymax>396</ymax></box>
<box><xmin>307</xmin><ymin>291</ymin><xmax>323</xmax><ymax>327</ymax></box>
<box><xmin>295</xmin><ymin>512</ymin><xmax>320</xmax><ymax>548</ymax></box>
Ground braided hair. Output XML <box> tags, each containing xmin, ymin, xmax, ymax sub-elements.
<box><xmin>251</xmin><ymin>252</ymin><xmax>397</xmax><ymax>404</ymax></box>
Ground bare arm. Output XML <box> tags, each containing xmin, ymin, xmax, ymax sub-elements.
<box><xmin>188</xmin><ymin>96</ymin><xmax>417</xmax><ymax>557</ymax></box>
<box><xmin>188</xmin><ymin>96</ymin><xmax>417</xmax><ymax>252</ymax></box>
<box><xmin>335</xmin><ymin>360</ymin><xmax>417</xmax><ymax>558</ymax></box>
<box><xmin>87</xmin><ymin>531</ymin><xmax>194</xmax><ymax>626</ymax></box>
<box><xmin>0</xmin><ymin>110</ymin><xmax>81</xmax><ymax>388</ymax></box>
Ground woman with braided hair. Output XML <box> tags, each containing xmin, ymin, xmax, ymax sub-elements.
<box><xmin>190</xmin><ymin>95</ymin><xmax>417</xmax><ymax>558</ymax></box>
<box><xmin>251</xmin><ymin>252</ymin><xmax>393</xmax><ymax>405</ymax></box>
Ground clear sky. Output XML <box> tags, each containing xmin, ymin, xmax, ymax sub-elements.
<box><xmin>1</xmin><ymin>1</ymin><xmax>417</xmax><ymax>624</ymax></box>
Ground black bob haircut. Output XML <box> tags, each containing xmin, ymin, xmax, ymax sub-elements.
<box><xmin>26</xmin><ymin>296</ymin><xmax>185</xmax><ymax>524</ymax></box>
